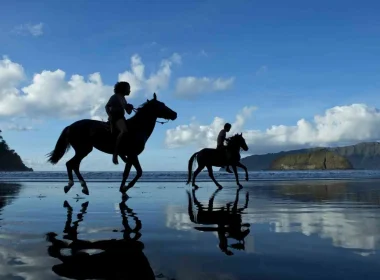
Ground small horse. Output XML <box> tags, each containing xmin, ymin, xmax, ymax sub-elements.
<box><xmin>47</xmin><ymin>93</ymin><xmax>177</xmax><ymax>196</ymax></box>
<box><xmin>187</xmin><ymin>188</ymin><xmax>250</xmax><ymax>256</ymax></box>
<box><xmin>186</xmin><ymin>133</ymin><xmax>249</xmax><ymax>189</ymax></box>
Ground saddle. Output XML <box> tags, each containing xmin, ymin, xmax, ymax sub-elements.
<box><xmin>217</xmin><ymin>147</ymin><xmax>232</xmax><ymax>163</ymax></box>
<box><xmin>101</xmin><ymin>121</ymin><xmax>118</xmax><ymax>137</ymax></box>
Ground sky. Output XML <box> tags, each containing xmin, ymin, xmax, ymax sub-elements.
<box><xmin>1</xmin><ymin>0</ymin><xmax>380</xmax><ymax>171</ymax></box>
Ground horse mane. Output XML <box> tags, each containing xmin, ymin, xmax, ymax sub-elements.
<box><xmin>226</xmin><ymin>133</ymin><xmax>241</xmax><ymax>147</ymax></box>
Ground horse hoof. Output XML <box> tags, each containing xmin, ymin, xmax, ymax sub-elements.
<box><xmin>245</xmin><ymin>177</ymin><xmax>249</xmax><ymax>181</ymax></box>
<box><xmin>63</xmin><ymin>200</ymin><xmax>70</xmax><ymax>208</ymax></box>
<box><xmin>64</xmin><ymin>185</ymin><xmax>71</xmax><ymax>194</ymax></box>
<box><xmin>122</xmin><ymin>192</ymin><xmax>129</xmax><ymax>199</ymax></box>
<box><xmin>119</xmin><ymin>185</ymin><xmax>127</xmax><ymax>194</ymax></box>
<box><xmin>82</xmin><ymin>188</ymin><xmax>89</xmax><ymax>195</ymax></box>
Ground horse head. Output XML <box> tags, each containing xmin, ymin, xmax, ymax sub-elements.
<box><xmin>227</xmin><ymin>133</ymin><xmax>249</xmax><ymax>152</ymax></box>
<box><xmin>139</xmin><ymin>92</ymin><xmax>177</xmax><ymax>121</ymax></box>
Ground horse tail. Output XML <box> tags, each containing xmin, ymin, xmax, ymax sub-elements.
<box><xmin>46</xmin><ymin>126</ymin><xmax>71</xmax><ymax>164</ymax></box>
<box><xmin>186</xmin><ymin>152</ymin><xmax>198</xmax><ymax>185</ymax></box>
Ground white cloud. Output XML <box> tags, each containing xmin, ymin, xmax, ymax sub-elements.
<box><xmin>118</xmin><ymin>53</ymin><xmax>181</xmax><ymax>98</ymax></box>
<box><xmin>174</xmin><ymin>76</ymin><xmax>235</xmax><ymax>98</ymax></box>
<box><xmin>13</xmin><ymin>23</ymin><xmax>44</xmax><ymax>37</ymax></box>
<box><xmin>165</xmin><ymin>106</ymin><xmax>256</xmax><ymax>148</ymax></box>
<box><xmin>165</xmin><ymin>103</ymin><xmax>380</xmax><ymax>153</ymax></box>
<box><xmin>0</xmin><ymin>53</ymin><xmax>180</xmax><ymax>120</ymax></box>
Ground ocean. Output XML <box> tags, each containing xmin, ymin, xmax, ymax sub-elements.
<box><xmin>2</xmin><ymin>169</ymin><xmax>380</xmax><ymax>182</ymax></box>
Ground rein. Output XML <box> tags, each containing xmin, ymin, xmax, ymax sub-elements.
<box><xmin>132</xmin><ymin>108</ymin><xmax>170</xmax><ymax>125</ymax></box>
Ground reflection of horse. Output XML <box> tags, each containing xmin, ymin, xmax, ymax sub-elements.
<box><xmin>187</xmin><ymin>133</ymin><xmax>249</xmax><ymax>189</ymax></box>
<box><xmin>45</xmin><ymin>198</ymin><xmax>155</xmax><ymax>279</ymax></box>
<box><xmin>187</xmin><ymin>188</ymin><xmax>250</xmax><ymax>256</ymax></box>
<box><xmin>47</xmin><ymin>93</ymin><xmax>177</xmax><ymax>196</ymax></box>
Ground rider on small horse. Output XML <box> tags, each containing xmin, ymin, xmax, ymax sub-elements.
<box><xmin>217</xmin><ymin>123</ymin><xmax>233</xmax><ymax>173</ymax></box>
<box><xmin>105</xmin><ymin>81</ymin><xmax>134</xmax><ymax>165</ymax></box>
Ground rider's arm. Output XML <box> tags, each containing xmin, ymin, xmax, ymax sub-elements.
<box><xmin>123</xmin><ymin>98</ymin><xmax>133</xmax><ymax>115</ymax></box>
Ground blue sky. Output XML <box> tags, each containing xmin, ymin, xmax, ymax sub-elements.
<box><xmin>1</xmin><ymin>0</ymin><xmax>380</xmax><ymax>171</ymax></box>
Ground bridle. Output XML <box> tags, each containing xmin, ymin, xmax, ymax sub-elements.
<box><xmin>132</xmin><ymin>108</ymin><xmax>171</xmax><ymax>125</ymax></box>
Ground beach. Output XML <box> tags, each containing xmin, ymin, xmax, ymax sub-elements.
<box><xmin>1</xmin><ymin>172</ymin><xmax>380</xmax><ymax>279</ymax></box>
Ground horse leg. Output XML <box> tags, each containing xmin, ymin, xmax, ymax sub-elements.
<box><xmin>236</xmin><ymin>162</ymin><xmax>249</xmax><ymax>181</ymax></box>
<box><xmin>119</xmin><ymin>160</ymin><xmax>133</xmax><ymax>194</ymax></box>
<box><xmin>72</xmin><ymin>148</ymin><xmax>93</xmax><ymax>195</ymax></box>
<box><xmin>208</xmin><ymin>188</ymin><xmax>222</xmax><ymax>211</ymax></box>
<box><xmin>192</xmin><ymin>164</ymin><xmax>204</xmax><ymax>189</ymax></box>
<box><xmin>122</xmin><ymin>156</ymin><xmax>143</xmax><ymax>195</ymax></box>
<box><xmin>206</xmin><ymin>165</ymin><xmax>223</xmax><ymax>189</ymax></box>
<box><xmin>231</xmin><ymin>164</ymin><xmax>243</xmax><ymax>188</ymax></box>
<box><xmin>64</xmin><ymin>157</ymin><xmax>76</xmax><ymax>193</ymax></box>
<box><xmin>120</xmin><ymin>155</ymin><xmax>128</xmax><ymax>164</ymax></box>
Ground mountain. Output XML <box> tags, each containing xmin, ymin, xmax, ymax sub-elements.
<box><xmin>221</xmin><ymin>142</ymin><xmax>380</xmax><ymax>171</ymax></box>
<box><xmin>0</xmin><ymin>130</ymin><xmax>33</xmax><ymax>171</ymax></box>
<box><xmin>269</xmin><ymin>149</ymin><xmax>353</xmax><ymax>170</ymax></box>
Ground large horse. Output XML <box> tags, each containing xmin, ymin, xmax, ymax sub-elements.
<box><xmin>45</xmin><ymin>197</ymin><xmax>155</xmax><ymax>279</ymax></box>
<box><xmin>47</xmin><ymin>93</ymin><xmax>177</xmax><ymax>196</ymax></box>
<box><xmin>186</xmin><ymin>133</ymin><xmax>249</xmax><ymax>189</ymax></box>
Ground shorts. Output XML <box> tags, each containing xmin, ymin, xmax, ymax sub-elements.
<box><xmin>115</xmin><ymin>118</ymin><xmax>128</xmax><ymax>133</ymax></box>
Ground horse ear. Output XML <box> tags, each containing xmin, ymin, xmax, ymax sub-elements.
<box><xmin>153</xmin><ymin>92</ymin><xmax>157</xmax><ymax>100</ymax></box>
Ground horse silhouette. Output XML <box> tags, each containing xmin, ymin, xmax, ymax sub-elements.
<box><xmin>187</xmin><ymin>133</ymin><xmax>249</xmax><ymax>189</ymax></box>
<box><xmin>46</xmin><ymin>93</ymin><xmax>177</xmax><ymax>196</ymax></box>
<box><xmin>187</xmin><ymin>188</ymin><xmax>250</xmax><ymax>256</ymax></box>
<box><xmin>45</xmin><ymin>197</ymin><xmax>155</xmax><ymax>279</ymax></box>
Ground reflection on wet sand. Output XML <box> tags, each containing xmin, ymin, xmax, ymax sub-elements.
<box><xmin>166</xmin><ymin>181</ymin><xmax>380</xmax><ymax>256</ymax></box>
<box><xmin>187</xmin><ymin>188</ymin><xmax>251</xmax><ymax>256</ymax></box>
<box><xmin>248</xmin><ymin>181</ymin><xmax>380</xmax><ymax>255</ymax></box>
<box><xmin>45</xmin><ymin>197</ymin><xmax>155</xmax><ymax>280</ymax></box>
<box><xmin>0</xmin><ymin>183</ymin><xmax>22</xmax><ymax>212</ymax></box>
<box><xmin>272</xmin><ymin>182</ymin><xmax>380</xmax><ymax>205</ymax></box>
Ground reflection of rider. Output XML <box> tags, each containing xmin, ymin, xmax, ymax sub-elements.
<box><xmin>105</xmin><ymin>81</ymin><xmax>134</xmax><ymax>165</ymax></box>
<box><xmin>217</xmin><ymin>123</ymin><xmax>232</xmax><ymax>173</ymax></box>
<box><xmin>46</xmin><ymin>198</ymin><xmax>155</xmax><ymax>279</ymax></box>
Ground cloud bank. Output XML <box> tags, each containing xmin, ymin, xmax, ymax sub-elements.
<box><xmin>0</xmin><ymin>54</ymin><xmax>181</xmax><ymax>121</ymax></box>
<box><xmin>165</xmin><ymin>103</ymin><xmax>380</xmax><ymax>153</ymax></box>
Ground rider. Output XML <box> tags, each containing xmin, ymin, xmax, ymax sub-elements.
<box><xmin>105</xmin><ymin>81</ymin><xmax>134</xmax><ymax>165</ymax></box>
<box><xmin>217</xmin><ymin>123</ymin><xmax>233</xmax><ymax>173</ymax></box>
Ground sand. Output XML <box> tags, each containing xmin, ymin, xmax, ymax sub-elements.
<box><xmin>1</xmin><ymin>179</ymin><xmax>380</xmax><ymax>279</ymax></box>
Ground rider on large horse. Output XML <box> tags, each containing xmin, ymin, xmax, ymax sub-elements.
<box><xmin>105</xmin><ymin>81</ymin><xmax>134</xmax><ymax>165</ymax></box>
<box><xmin>217</xmin><ymin>123</ymin><xmax>233</xmax><ymax>173</ymax></box>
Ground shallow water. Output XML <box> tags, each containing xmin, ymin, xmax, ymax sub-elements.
<box><xmin>1</xmin><ymin>180</ymin><xmax>380</xmax><ymax>279</ymax></box>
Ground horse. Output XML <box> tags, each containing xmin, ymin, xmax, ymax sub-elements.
<box><xmin>46</xmin><ymin>92</ymin><xmax>177</xmax><ymax>196</ymax></box>
<box><xmin>186</xmin><ymin>188</ymin><xmax>250</xmax><ymax>256</ymax></box>
<box><xmin>186</xmin><ymin>133</ymin><xmax>249</xmax><ymax>189</ymax></box>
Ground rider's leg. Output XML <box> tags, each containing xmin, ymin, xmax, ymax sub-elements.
<box><xmin>224</xmin><ymin>147</ymin><xmax>233</xmax><ymax>173</ymax></box>
<box><xmin>217</xmin><ymin>145</ymin><xmax>232</xmax><ymax>173</ymax></box>
<box><xmin>113</xmin><ymin>119</ymin><xmax>128</xmax><ymax>165</ymax></box>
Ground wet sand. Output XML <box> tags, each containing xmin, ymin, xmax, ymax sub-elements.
<box><xmin>1</xmin><ymin>180</ymin><xmax>380</xmax><ymax>279</ymax></box>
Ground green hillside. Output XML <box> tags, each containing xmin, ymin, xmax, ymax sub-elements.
<box><xmin>0</xmin><ymin>130</ymin><xmax>33</xmax><ymax>171</ymax></box>
<box><xmin>269</xmin><ymin>149</ymin><xmax>353</xmax><ymax>170</ymax></box>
